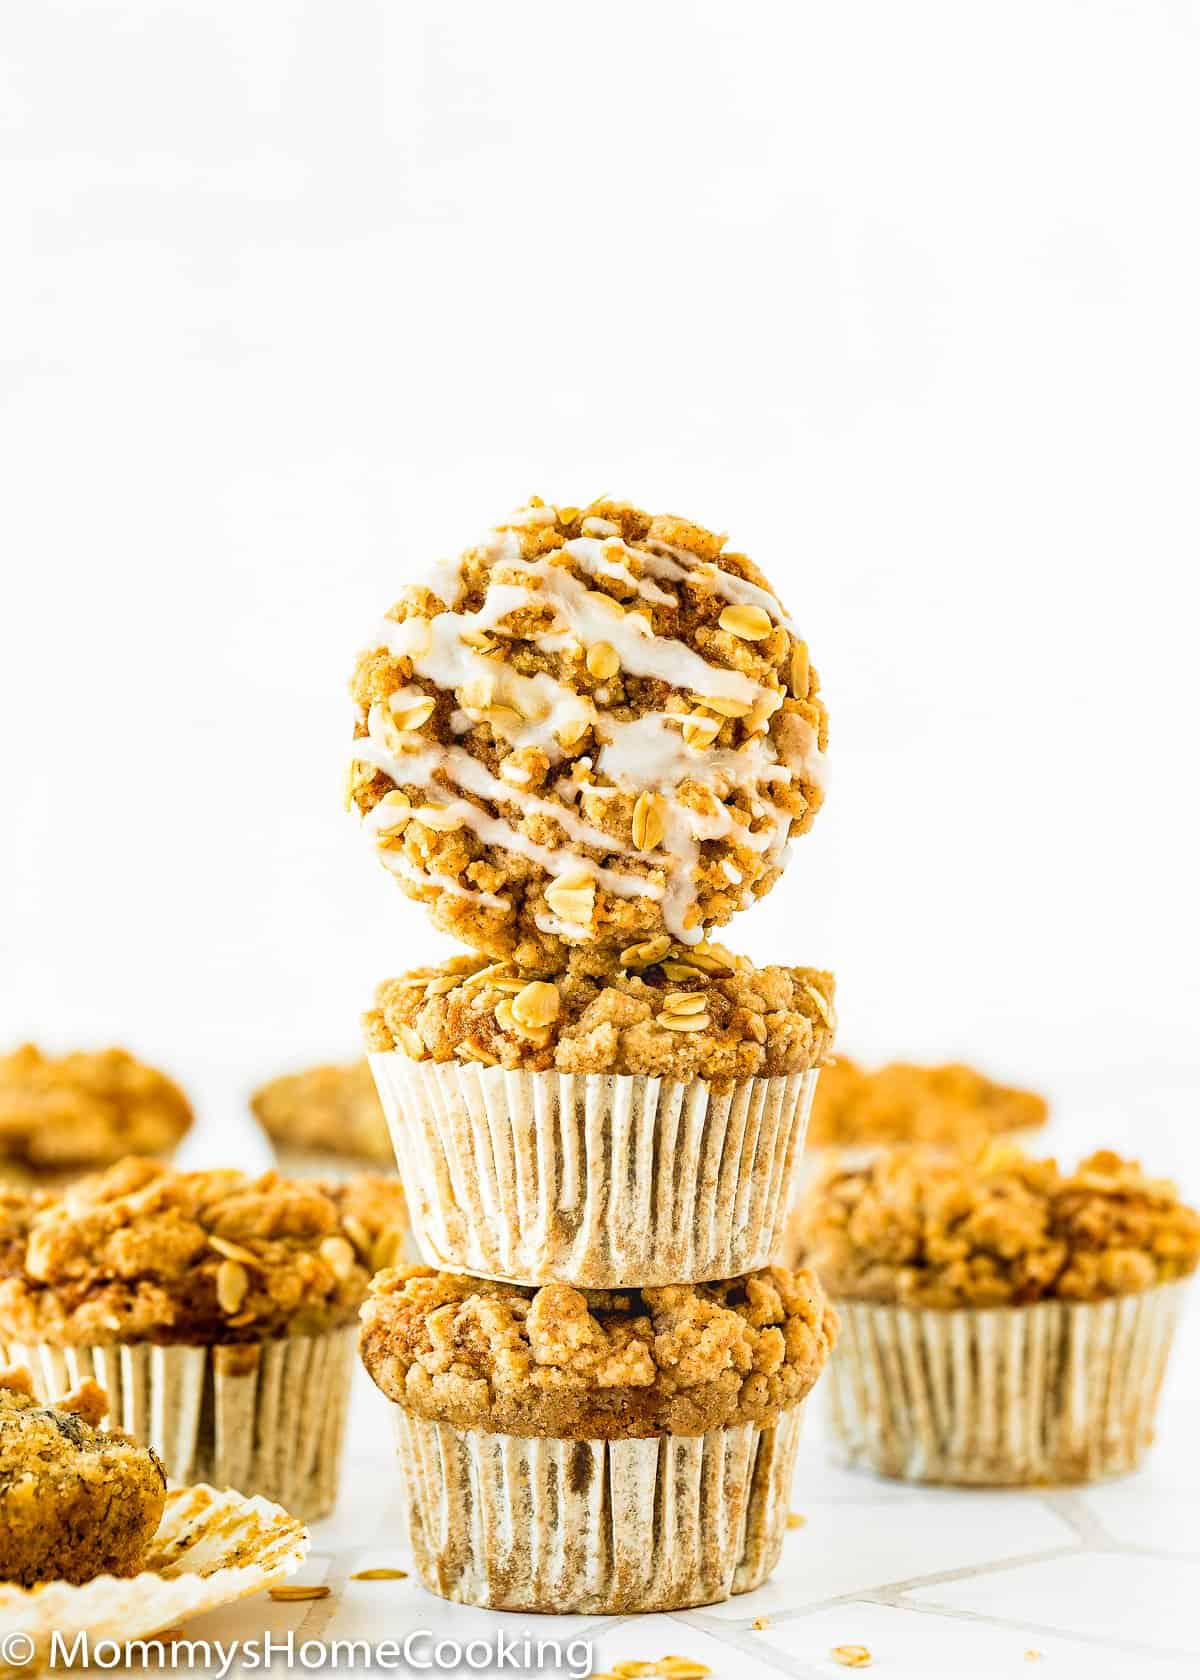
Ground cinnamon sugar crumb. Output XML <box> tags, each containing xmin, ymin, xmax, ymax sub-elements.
<box><xmin>360</xmin><ymin>1264</ymin><xmax>837</xmax><ymax>1439</ymax></box>
<box><xmin>800</xmin><ymin>1145</ymin><xmax>1200</xmax><ymax>1307</ymax></box>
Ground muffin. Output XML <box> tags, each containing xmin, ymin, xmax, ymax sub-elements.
<box><xmin>360</xmin><ymin>1263</ymin><xmax>838</xmax><ymax>1612</ymax></box>
<box><xmin>0</xmin><ymin>1158</ymin><xmax>407</xmax><ymax>1520</ymax></box>
<box><xmin>0</xmin><ymin>1044</ymin><xmax>193</xmax><ymax>1187</ymax></box>
<box><xmin>364</xmin><ymin>944</ymin><xmax>836</xmax><ymax>1285</ymax></box>
<box><xmin>0</xmin><ymin>1367</ymin><xmax>166</xmax><ymax>1586</ymax></box>
<box><xmin>800</xmin><ymin>1144</ymin><xmax>1200</xmax><ymax>1485</ymax></box>
<box><xmin>250</xmin><ymin>1058</ymin><xmax>395</xmax><ymax>1178</ymax></box>
<box><xmin>347</xmin><ymin>497</ymin><xmax>827</xmax><ymax>969</ymax></box>
<box><xmin>807</xmin><ymin>1055</ymin><xmax>1048</xmax><ymax>1153</ymax></box>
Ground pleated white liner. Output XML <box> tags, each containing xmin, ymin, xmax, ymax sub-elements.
<box><xmin>825</xmin><ymin>1283</ymin><xmax>1186</xmax><ymax>1484</ymax></box>
<box><xmin>0</xmin><ymin>1327</ymin><xmax>357</xmax><ymax>1521</ymax></box>
<box><xmin>391</xmin><ymin>1406</ymin><xmax>804</xmax><ymax>1613</ymax></box>
<box><xmin>369</xmin><ymin>1057</ymin><xmax>817</xmax><ymax>1287</ymax></box>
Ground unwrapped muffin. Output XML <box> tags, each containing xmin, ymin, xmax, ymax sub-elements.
<box><xmin>347</xmin><ymin>497</ymin><xmax>827</xmax><ymax>968</ymax></box>
<box><xmin>365</xmin><ymin>944</ymin><xmax>835</xmax><ymax>1285</ymax></box>
<box><xmin>800</xmin><ymin>1144</ymin><xmax>1200</xmax><ymax>1484</ymax></box>
<box><xmin>0</xmin><ymin>1158</ymin><xmax>407</xmax><ymax>1519</ymax></box>
<box><xmin>360</xmin><ymin>1263</ymin><xmax>837</xmax><ymax>1612</ymax></box>
<box><xmin>0</xmin><ymin>1367</ymin><xmax>166</xmax><ymax>1586</ymax></box>
<box><xmin>0</xmin><ymin>1045</ymin><xmax>192</xmax><ymax>1186</ymax></box>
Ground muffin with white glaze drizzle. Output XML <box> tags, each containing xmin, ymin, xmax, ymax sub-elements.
<box><xmin>364</xmin><ymin>942</ymin><xmax>836</xmax><ymax>1287</ymax></box>
<box><xmin>347</xmin><ymin>497</ymin><xmax>827</xmax><ymax>971</ymax></box>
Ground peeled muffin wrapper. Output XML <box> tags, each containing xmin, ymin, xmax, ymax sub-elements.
<box><xmin>0</xmin><ymin>1483</ymin><xmax>308</xmax><ymax>1675</ymax></box>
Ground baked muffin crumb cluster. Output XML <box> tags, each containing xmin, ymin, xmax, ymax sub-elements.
<box><xmin>364</xmin><ymin>943</ymin><xmax>835</xmax><ymax>1083</ymax></box>
<box><xmin>808</xmin><ymin>1054</ymin><xmax>1047</xmax><ymax>1149</ymax></box>
<box><xmin>250</xmin><ymin>1060</ymin><xmax>391</xmax><ymax>1164</ymax></box>
<box><xmin>348</xmin><ymin>498</ymin><xmax>827</xmax><ymax>968</ymax></box>
<box><xmin>360</xmin><ymin>1263</ymin><xmax>837</xmax><ymax>1439</ymax></box>
<box><xmin>800</xmin><ymin>1145</ymin><xmax>1200</xmax><ymax>1308</ymax></box>
<box><xmin>0</xmin><ymin>1044</ymin><xmax>192</xmax><ymax>1174</ymax></box>
<box><xmin>0</xmin><ymin>1158</ymin><xmax>407</xmax><ymax>1346</ymax></box>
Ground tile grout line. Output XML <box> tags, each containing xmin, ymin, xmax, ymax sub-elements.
<box><xmin>875</xmin><ymin>1594</ymin><xmax>1200</xmax><ymax>1664</ymax></box>
<box><xmin>671</xmin><ymin>1609</ymin><xmax>828</xmax><ymax>1679</ymax></box>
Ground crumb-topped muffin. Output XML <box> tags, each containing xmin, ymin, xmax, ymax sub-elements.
<box><xmin>807</xmin><ymin>1055</ymin><xmax>1047</xmax><ymax>1151</ymax></box>
<box><xmin>348</xmin><ymin>497</ymin><xmax>827</xmax><ymax>968</ymax></box>
<box><xmin>250</xmin><ymin>1059</ymin><xmax>392</xmax><ymax>1169</ymax></box>
<box><xmin>0</xmin><ymin>1157</ymin><xmax>406</xmax><ymax>1346</ymax></box>
<box><xmin>361</xmin><ymin>1263</ymin><xmax>837</xmax><ymax>1439</ymax></box>
<box><xmin>365</xmin><ymin>944</ymin><xmax>835</xmax><ymax>1287</ymax></box>
<box><xmin>800</xmin><ymin>1145</ymin><xmax>1200</xmax><ymax>1308</ymax></box>
<box><xmin>365</xmin><ymin>942</ymin><xmax>835</xmax><ymax>1084</ymax></box>
<box><xmin>361</xmin><ymin>1264</ymin><xmax>836</xmax><ymax>1612</ymax></box>
<box><xmin>0</xmin><ymin>1044</ymin><xmax>192</xmax><ymax>1181</ymax></box>
<box><xmin>0</xmin><ymin>1367</ymin><xmax>166</xmax><ymax>1586</ymax></box>
<box><xmin>802</xmin><ymin>1146</ymin><xmax>1200</xmax><ymax>1486</ymax></box>
<box><xmin>0</xmin><ymin>1160</ymin><xmax>407</xmax><ymax>1521</ymax></box>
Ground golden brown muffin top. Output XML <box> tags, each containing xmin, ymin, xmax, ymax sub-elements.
<box><xmin>0</xmin><ymin>1157</ymin><xmax>407</xmax><ymax>1346</ymax></box>
<box><xmin>364</xmin><ymin>944</ymin><xmax>835</xmax><ymax>1085</ymax></box>
<box><xmin>0</xmin><ymin>1044</ymin><xmax>193</xmax><ymax>1172</ymax></box>
<box><xmin>359</xmin><ymin>1263</ymin><xmax>837</xmax><ymax>1439</ymax></box>
<box><xmin>800</xmin><ymin>1145</ymin><xmax>1200</xmax><ymax>1308</ymax></box>
<box><xmin>348</xmin><ymin>497</ymin><xmax>827</xmax><ymax>969</ymax></box>
<box><xmin>807</xmin><ymin>1054</ymin><xmax>1047</xmax><ymax>1149</ymax></box>
<box><xmin>250</xmin><ymin>1060</ymin><xmax>392</xmax><ymax>1164</ymax></box>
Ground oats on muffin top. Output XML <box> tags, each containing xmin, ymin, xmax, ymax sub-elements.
<box><xmin>808</xmin><ymin>1055</ymin><xmax>1047</xmax><ymax>1150</ymax></box>
<box><xmin>348</xmin><ymin>498</ymin><xmax>826</xmax><ymax>968</ymax></box>
<box><xmin>359</xmin><ymin>1263</ymin><xmax>837</xmax><ymax>1439</ymax></box>
<box><xmin>800</xmin><ymin>1145</ymin><xmax>1200</xmax><ymax>1308</ymax></box>
<box><xmin>0</xmin><ymin>1044</ymin><xmax>192</xmax><ymax>1174</ymax></box>
<box><xmin>0</xmin><ymin>1157</ymin><xmax>407</xmax><ymax>1346</ymax></box>
<box><xmin>365</xmin><ymin>944</ymin><xmax>835</xmax><ymax>1084</ymax></box>
<box><xmin>250</xmin><ymin>1060</ymin><xmax>391</xmax><ymax>1164</ymax></box>
<box><xmin>0</xmin><ymin>1366</ymin><xmax>167</xmax><ymax>1586</ymax></box>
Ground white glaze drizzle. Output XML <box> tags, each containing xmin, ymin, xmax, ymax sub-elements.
<box><xmin>640</xmin><ymin>540</ymin><xmax>796</xmax><ymax>632</ymax></box>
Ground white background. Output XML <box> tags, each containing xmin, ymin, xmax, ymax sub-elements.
<box><xmin>2</xmin><ymin>2</ymin><xmax>1198</xmax><ymax>1179</ymax></box>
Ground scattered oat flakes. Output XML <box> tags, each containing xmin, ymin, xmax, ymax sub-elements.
<box><xmin>831</xmin><ymin>1646</ymin><xmax>872</xmax><ymax>1668</ymax></box>
<box><xmin>268</xmin><ymin>1584</ymin><xmax>331</xmax><ymax>1602</ymax></box>
<box><xmin>787</xmin><ymin>1511</ymin><xmax>807</xmax><ymax>1528</ymax></box>
<box><xmin>751</xmin><ymin>1616</ymin><xmax>770</xmax><ymax>1630</ymax></box>
<box><xmin>350</xmin><ymin>1567</ymin><xmax>408</xmax><ymax>1580</ymax></box>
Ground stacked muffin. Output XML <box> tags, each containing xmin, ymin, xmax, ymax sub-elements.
<box><xmin>347</xmin><ymin>498</ymin><xmax>839</xmax><ymax>1612</ymax></box>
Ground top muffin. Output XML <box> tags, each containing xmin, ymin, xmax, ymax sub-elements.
<box><xmin>0</xmin><ymin>1044</ymin><xmax>192</xmax><ymax>1180</ymax></box>
<box><xmin>348</xmin><ymin>498</ymin><xmax>826</xmax><ymax>968</ymax></box>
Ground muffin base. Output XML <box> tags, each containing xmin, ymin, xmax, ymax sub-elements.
<box><xmin>370</xmin><ymin>1056</ymin><xmax>816</xmax><ymax>1287</ymax></box>
<box><xmin>390</xmin><ymin>1407</ymin><xmax>803</xmax><ymax>1613</ymax></box>
<box><xmin>0</xmin><ymin>1328</ymin><xmax>356</xmax><ymax>1522</ymax></box>
<box><xmin>825</xmin><ymin>1283</ymin><xmax>1186</xmax><ymax>1485</ymax></box>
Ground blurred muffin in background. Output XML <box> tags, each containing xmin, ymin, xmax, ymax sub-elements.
<box><xmin>250</xmin><ymin>1058</ymin><xmax>394</xmax><ymax>1179</ymax></box>
<box><xmin>0</xmin><ymin>1045</ymin><xmax>193</xmax><ymax>1187</ymax></box>
<box><xmin>808</xmin><ymin>1054</ymin><xmax>1047</xmax><ymax>1152</ymax></box>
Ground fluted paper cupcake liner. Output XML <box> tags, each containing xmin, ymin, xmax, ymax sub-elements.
<box><xmin>825</xmin><ymin>1283</ymin><xmax>1187</xmax><ymax>1485</ymax></box>
<box><xmin>369</xmin><ymin>1055</ymin><xmax>817</xmax><ymax>1287</ymax></box>
<box><xmin>389</xmin><ymin>1406</ymin><xmax>804</xmax><ymax>1613</ymax></box>
<box><xmin>0</xmin><ymin>1483</ymin><xmax>308</xmax><ymax>1679</ymax></box>
<box><xmin>0</xmin><ymin>1327</ymin><xmax>357</xmax><ymax>1522</ymax></box>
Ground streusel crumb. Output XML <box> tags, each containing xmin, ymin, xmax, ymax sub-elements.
<box><xmin>364</xmin><ymin>944</ymin><xmax>835</xmax><ymax>1083</ymax></box>
<box><xmin>0</xmin><ymin>1366</ymin><xmax>167</xmax><ymax>1586</ymax></box>
<box><xmin>348</xmin><ymin>497</ymin><xmax>827</xmax><ymax>968</ymax></box>
<box><xmin>0</xmin><ymin>1044</ymin><xmax>192</xmax><ymax>1174</ymax></box>
<box><xmin>800</xmin><ymin>1145</ymin><xmax>1200</xmax><ymax>1308</ymax></box>
<box><xmin>0</xmin><ymin>1157</ymin><xmax>407</xmax><ymax>1346</ymax></box>
<box><xmin>808</xmin><ymin>1055</ymin><xmax>1046</xmax><ymax>1149</ymax></box>
<box><xmin>250</xmin><ymin>1060</ymin><xmax>391</xmax><ymax>1164</ymax></box>
<box><xmin>359</xmin><ymin>1263</ymin><xmax>837</xmax><ymax>1439</ymax></box>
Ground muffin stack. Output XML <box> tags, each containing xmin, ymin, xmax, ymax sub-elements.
<box><xmin>346</xmin><ymin>498</ymin><xmax>839</xmax><ymax>1612</ymax></box>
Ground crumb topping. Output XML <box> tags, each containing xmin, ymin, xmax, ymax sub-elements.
<box><xmin>0</xmin><ymin>1044</ymin><xmax>193</xmax><ymax>1172</ymax></box>
<box><xmin>359</xmin><ymin>1263</ymin><xmax>837</xmax><ymax>1438</ymax></box>
<box><xmin>348</xmin><ymin>498</ymin><xmax>828</xmax><ymax>968</ymax></box>
<box><xmin>250</xmin><ymin>1060</ymin><xmax>391</xmax><ymax>1164</ymax></box>
<box><xmin>800</xmin><ymin>1145</ymin><xmax>1200</xmax><ymax>1307</ymax></box>
<box><xmin>0</xmin><ymin>1158</ymin><xmax>408</xmax><ymax>1346</ymax></box>
<box><xmin>363</xmin><ymin>944</ymin><xmax>835</xmax><ymax>1083</ymax></box>
<box><xmin>808</xmin><ymin>1055</ymin><xmax>1047</xmax><ymax>1149</ymax></box>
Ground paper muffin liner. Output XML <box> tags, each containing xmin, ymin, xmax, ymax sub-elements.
<box><xmin>824</xmin><ymin>1282</ymin><xmax>1188</xmax><ymax>1485</ymax></box>
<box><xmin>0</xmin><ymin>1482</ymin><xmax>308</xmax><ymax>1678</ymax></box>
<box><xmin>369</xmin><ymin>1055</ymin><xmax>818</xmax><ymax>1287</ymax></box>
<box><xmin>0</xmin><ymin>1327</ymin><xmax>357</xmax><ymax>1522</ymax></box>
<box><xmin>389</xmin><ymin>1406</ymin><xmax>804</xmax><ymax>1613</ymax></box>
